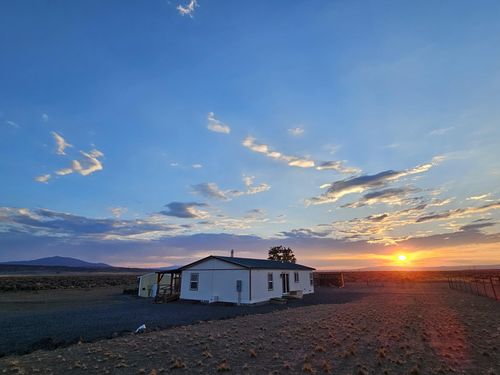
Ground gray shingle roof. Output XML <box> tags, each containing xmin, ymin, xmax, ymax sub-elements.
<box><xmin>180</xmin><ymin>255</ymin><xmax>315</xmax><ymax>270</ymax></box>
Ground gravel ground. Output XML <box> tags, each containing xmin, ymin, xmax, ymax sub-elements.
<box><xmin>0</xmin><ymin>286</ymin><xmax>366</xmax><ymax>356</ymax></box>
<box><xmin>0</xmin><ymin>282</ymin><xmax>498</xmax><ymax>374</ymax></box>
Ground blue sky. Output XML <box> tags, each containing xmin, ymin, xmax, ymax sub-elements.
<box><xmin>1</xmin><ymin>1</ymin><xmax>500</xmax><ymax>268</ymax></box>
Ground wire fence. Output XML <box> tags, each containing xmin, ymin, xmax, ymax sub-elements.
<box><xmin>448</xmin><ymin>276</ymin><xmax>499</xmax><ymax>301</ymax></box>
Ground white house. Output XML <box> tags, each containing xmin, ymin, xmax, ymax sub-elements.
<box><xmin>179</xmin><ymin>255</ymin><xmax>315</xmax><ymax>304</ymax></box>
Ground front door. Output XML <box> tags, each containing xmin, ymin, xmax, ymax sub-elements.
<box><xmin>281</xmin><ymin>273</ymin><xmax>290</xmax><ymax>294</ymax></box>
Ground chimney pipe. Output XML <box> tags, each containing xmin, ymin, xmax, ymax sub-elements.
<box><xmin>230</xmin><ymin>249</ymin><xmax>234</xmax><ymax>258</ymax></box>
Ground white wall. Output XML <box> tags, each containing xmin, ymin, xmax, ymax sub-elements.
<box><xmin>180</xmin><ymin>258</ymin><xmax>250</xmax><ymax>303</ymax></box>
<box><xmin>250</xmin><ymin>270</ymin><xmax>284</xmax><ymax>303</ymax></box>
<box><xmin>179</xmin><ymin>258</ymin><xmax>314</xmax><ymax>304</ymax></box>
<box><xmin>250</xmin><ymin>269</ymin><xmax>314</xmax><ymax>303</ymax></box>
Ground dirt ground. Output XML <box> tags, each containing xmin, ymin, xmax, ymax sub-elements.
<box><xmin>0</xmin><ymin>283</ymin><xmax>498</xmax><ymax>375</ymax></box>
<box><xmin>0</xmin><ymin>285</ymin><xmax>365</xmax><ymax>356</ymax></box>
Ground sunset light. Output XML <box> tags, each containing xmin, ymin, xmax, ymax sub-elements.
<box><xmin>1</xmin><ymin>1</ymin><xmax>499</xmax><ymax>271</ymax></box>
<box><xmin>0</xmin><ymin>2</ymin><xmax>499</xmax><ymax>374</ymax></box>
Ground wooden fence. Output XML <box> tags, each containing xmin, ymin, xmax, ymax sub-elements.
<box><xmin>448</xmin><ymin>276</ymin><xmax>499</xmax><ymax>301</ymax></box>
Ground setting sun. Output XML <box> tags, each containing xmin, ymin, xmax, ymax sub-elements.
<box><xmin>398</xmin><ymin>254</ymin><xmax>407</xmax><ymax>261</ymax></box>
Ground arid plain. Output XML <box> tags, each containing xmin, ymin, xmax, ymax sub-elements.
<box><xmin>0</xmin><ymin>271</ymin><xmax>499</xmax><ymax>375</ymax></box>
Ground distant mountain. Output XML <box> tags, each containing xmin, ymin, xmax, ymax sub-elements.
<box><xmin>1</xmin><ymin>256</ymin><xmax>112</xmax><ymax>269</ymax></box>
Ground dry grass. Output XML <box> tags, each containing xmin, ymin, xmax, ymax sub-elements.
<box><xmin>0</xmin><ymin>283</ymin><xmax>498</xmax><ymax>374</ymax></box>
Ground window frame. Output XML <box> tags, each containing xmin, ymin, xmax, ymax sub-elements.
<box><xmin>309</xmin><ymin>272</ymin><xmax>314</xmax><ymax>286</ymax></box>
<box><xmin>294</xmin><ymin>271</ymin><xmax>299</xmax><ymax>283</ymax></box>
<box><xmin>189</xmin><ymin>272</ymin><xmax>199</xmax><ymax>291</ymax></box>
<box><xmin>267</xmin><ymin>272</ymin><xmax>274</xmax><ymax>291</ymax></box>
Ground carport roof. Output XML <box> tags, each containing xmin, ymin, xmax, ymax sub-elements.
<box><xmin>180</xmin><ymin>255</ymin><xmax>315</xmax><ymax>271</ymax></box>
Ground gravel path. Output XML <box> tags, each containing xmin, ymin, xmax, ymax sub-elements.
<box><xmin>0</xmin><ymin>286</ymin><xmax>365</xmax><ymax>356</ymax></box>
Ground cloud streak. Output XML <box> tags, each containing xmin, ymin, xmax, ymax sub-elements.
<box><xmin>6</xmin><ymin>120</ymin><xmax>20</xmax><ymax>128</ymax></box>
<box><xmin>416</xmin><ymin>201</ymin><xmax>500</xmax><ymax>223</ymax></box>
<box><xmin>34</xmin><ymin>174</ymin><xmax>51</xmax><ymax>184</ymax></box>
<box><xmin>207</xmin><ymin>112</ymin><xmax>230</xmax><ymax>134</ymax></box>
<box><xmin>51</xmin><ymin>131</ymin><xmax>73</xmax><ymax>155</ymax></box>
<box><xmin>428</xmin><ymin>127</ymin><xmax>454</xmax><ymax>136</ymax></box>
<box><xmin>341</xmin><ymin>187</ymin><xmax>421</xmax><ymax>208</ymax></box>
<box><xmin>71</xmin><ymin>149</ymin><xmax>104</xmax><ymax>176</ymax></box>
<box><xmin>242</xmin><ymin>136</ymin><xmax>358</xmax><ymax>173</ymax></box>
<box><xmin>308</xmin><ymin>156</ymin><xmax>444</xmax><ymax>205</ymax></box>
<box><xmin>288</xmin><ymin>127</ymin><xmax>304</xmax><ymax>136</ymax></box>
<box><xmin>191</xmin><ymin>176</ymin><xmax>270</xmax><ymax>200</ymax></box>
<box><xmin>176</xmin><ymin>0</ymin><xmax>198</xmax><ymax>17</ymax></box>
<box><xmin>191</xmin><ymin>183</ymin><xmax>229</xmax><ymax>200</ymax></box>
<box><xmin>159</xmin><ymin>202</ymin><xmax>208</xmax><ymax>219</ymax></box>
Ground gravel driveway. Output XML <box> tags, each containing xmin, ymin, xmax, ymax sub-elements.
<box><xmin>0</xmin><ymin>286</ymin><xmax>365</xmax><ymax>356</ymax></box>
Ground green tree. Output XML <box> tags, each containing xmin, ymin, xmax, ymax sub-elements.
<box><xmin>268</xmin><ymin>246</ymin><xmax>296</xmax><ymax>263</ymax></box>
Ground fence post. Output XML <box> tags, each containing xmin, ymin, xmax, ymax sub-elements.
<box><xmin>491</xmin><ymin>277</ymin><xmax>498</xmax><ymax>301</ymax></box>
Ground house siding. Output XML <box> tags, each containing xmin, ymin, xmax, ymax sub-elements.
<box><xmin>250</xmin><ymin>269</ymin><xmax>314</xmax><ymax>303</ymax></box>
<box><xmin>179</xmin><ymin>258</ymin><xmax>315</xmax><ymax>304</ymax></box>
<box><xmin>180</xmin><ymin>269</ymin><xmax>250</xmax><ymax>303</ymax></box>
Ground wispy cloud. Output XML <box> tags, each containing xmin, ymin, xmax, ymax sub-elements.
<box><xmin>51</xmin><ymin>149</ymin><xmax>104</xmax><ymax>178</ymax></box>
<box><xmin>192</xmin><ymin>163</ymin><xmax>203</xmax><ymax>169</ymax></box>
<box><xmin>467</xmin><ymin>193</ymin><xmax>491</xmax><ymax>201</ymax></box>
<box><xmin>0</xmin><ymin>207</ymin><xmax>188</xmax><ymax>242</ymax></box>
<box><xmin>207</xmin><ymin>112</ymin><xmax>230</xmax><ymax>134</ymax></box>
<box><xmin>71</xmin><ymin>149</ymin><xmax>104</xmax><ymax>176</ymax></box>
<box><xmin>6</xmin><ymin>120</ymin><xmax>20</xmax><ymax>128</ymax></box>
<box><xmin>341</xmin><ymin>187</ymin><xmax>421</xmax><ymax>208</ymax></box>
<box><xmin>308</xmin><ymin>156</ymin><xmax>444</xmax><ymax>205</ymax></box>
<box><xmin>191</xmin><ymin>176</ymin><xmax>270</xmax><ymax>200</ymax></box>
<box><xmin>191</xmin><ymin>183</ymin><xmax>229</xmax><ymax>200</ymax></box>
<box><xmin>315</xmin><ymin>161</ymin><xmax>361</xmax><ymax>174</ymax></box>
<box><xmin>243</xmin><ymin>136</ymin><xmax>359</xmax><ymax>173</ymax></box>
<box><xmin>288</xmin><ymin>127</ymin><xmax>304</xmax><ymax>136</ymax></box>
<box><xmin>416</xmin><ymin>201</ymin><xmax>500</xmax><ymax>223</ymax></box>
<box><xmin>176</xmin><ymin>0</ymin><xmax>198</xmax><ymax>17</ymax></box>
<box><xmin>242</xmin><ymin>136</ymin><xmax>314</xmax><ymax>168</ymax></box>
<box><xmin>51</xmin><ymin>131</ymin><xmax>73</xmax><ymax>155</ymax></box>
<box><xmin>42</xmin><ymin>113</ymin><xmax>49</xmax><ymax>123</ymax></box>
<box><xmin>159</xmin><ymin>202</ymin><xmax>208</xmax><ymax>219</ymax></box>
<box><xmin>240</xmin><ymin>175</ymin><xmax>271</xmax><ymax>195</ymax></box>
<box><xmin>34</xmin><ymin>174</ymin><xmax>51</xmax><ymax>184</ymax></box>
<box><xmin>109</xmin><ymin>207</ymin><xmax>128</xmax><ymax>218</ymax></box>
<box><xmin>55</xmin><ymin>168</ymin><xmax>73</xmax><ymax>176</ymax></box>
<box><xmin>428</xmin><ymin>126</ymin><xmax>454</xmax><ymax>136</ymax></box>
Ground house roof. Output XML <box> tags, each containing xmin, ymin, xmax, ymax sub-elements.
<box><xmin>180</xmin><ymin>255</ymin><xmax>315</xmax><ymax>271</ymax></box>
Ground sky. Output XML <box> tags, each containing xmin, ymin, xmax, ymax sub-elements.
<box><xmin>1</xmin><ymin>0</ymin><xmax>500</xmax><ymax>269</ymax></box>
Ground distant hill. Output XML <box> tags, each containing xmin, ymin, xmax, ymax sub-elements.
<box><xmin>1</xmin><ymin>256</ymin><xmax>112</xmax><ymax>269</ymax></box>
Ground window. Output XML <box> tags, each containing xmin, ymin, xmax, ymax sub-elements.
<box><xmin>309</xmin><ymin>272</ymin><xmax>314</xmax><ymax>286</ymax></box>
<box><xmin>267</xmin><ymin>273</ymin><xmax>273</xmax><ymax>291</ymax></box>
<box><xmin>294</xmin><ymin>272</ymin><xmax>299</xmax><ymax>283</ymax></box>
<box><xmin>190</xmin><ymin>273</ymin><xmax>199</xmax><ymax>291</ymax></box>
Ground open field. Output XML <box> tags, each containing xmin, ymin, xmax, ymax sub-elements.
<box><xmin>0</xmin><ymin>274</ymin><xmax>138</xmax><ymax>292</ymax></box>
<box><xmin>0</xmin><ymin>285</ymin><xmax>365</xmax><ymax>357</ymax></box>
<box><xmin>0</xmin><ymin>283</ymin><xmax>499</xmax><ymax>374</ymax></box>
<box><xmin>342</xmin><ymin>269</ymin><xmax>500</xmax><ymax>283</ymax></box>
